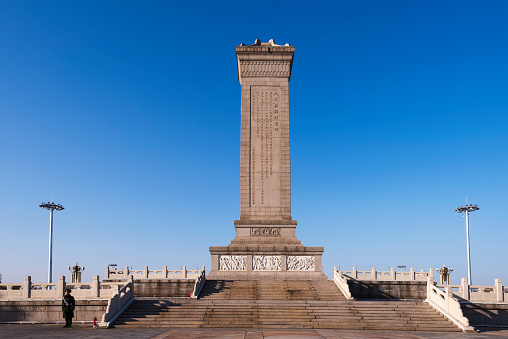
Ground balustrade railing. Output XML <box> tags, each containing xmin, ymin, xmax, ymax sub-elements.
<box><xmin>333</xmin><ymin>267</ymin><xmax>353</xmax><ymax>300</ymax></box>
<box><xmin>437</xmin><ymin>278</ymin><xmax>505</xmax><ymax>302</ymax></box>
<box><xmin>100</xmin><ymin>276</ymin><xmax>134</xmax><ymax>328</ymax></box>
<box><xmin>190</xmin><ymin>268</ymin><xmax>206</xmax><ymax>298</ymax></box>
<box><xmin>0</xmin><ymin>275</ymin><xmax>127</xmax><ymax>300</ymax></box>
<box><xmin>426</xmin><ymin>279</ymin><xmax>472</xmax><ymax>331</ymax></box>
<box><xmin>338</xmin><ymin>267</ymin><xmax>433</xmax><ymax>281</ymax></box>
<box><xmin>105</xmin><ymin>265</ymin><xmax>204</xmax><ymax>280</ymax></box>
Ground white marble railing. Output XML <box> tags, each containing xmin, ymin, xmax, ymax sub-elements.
<box><xmin>333</xmin><ymin>267</ymin><xmax>353</xmax><ymax>300</ymax></box>
<box><xmin>190</xmin><ymin>268</ymin><xmax>206</xmax><ymax>299</ymax></box>
<box><xmin>438</xmin><ymin>278</ymin><xmax>506</xmax><ymax>303</ymax></box>
<box><xmin>105</xmin><ymin>266</ymin><xmax>204</xmax><ymax>280</ymax></box>
<box><xmin>426</xmin><ymin>279</ymin><xmax>472</xmax><ymax>331</ymax></box>
<box><xmin>0</xmin><ymin>275</ymin><xmax>125</xmax><ymax>300</ymax></box>
<box><xmin>338</xmin><ymin>267</ymin><xmax>434</xmax><ymax>281</ymax></box>
<box><xmin>100</xmin><ymin>276</ymin><xmax>134</xmax><ymax>328</ymax></box>
<box><xmin>0</xmin><ymin>275</ymin><xmax>133</xmax><ymax>327</ymax></box>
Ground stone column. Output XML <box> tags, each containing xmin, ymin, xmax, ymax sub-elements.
<box><xmin>23</xmin><ymin>276</ymin><xmax>31</xmax><ymax>299</ymax></box>
<box><xmin>461</xmin><ymin>278</ymin><xmax>469</xmax><ymax>300</ymax></box>
<box><xmin>58</xmin><ymin>276</ymin><xmax>66</xmax><ymax>297</ymax></box>
<box><xmin>92</xmin><ymin>275</ymin><xmax>100</xmax><ymax>298</ymax></box>
<box><xmin>495</xmin><ymin>279</ymin><xmax>503</xmax><ymax>302</ymax></box>
<box><xmin>234</xmin><ymin>40</ymin><xmax>298</xmax><ymax>239</ymax></box>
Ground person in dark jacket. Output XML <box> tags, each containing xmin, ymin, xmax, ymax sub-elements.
<box><xmin>62</xmin><ymin>288</ymin><xmax>75</xmax><ymax>328</ymax></box>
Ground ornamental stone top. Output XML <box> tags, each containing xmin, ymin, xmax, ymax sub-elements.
<box><xmin>240</xmin><ymin>39</ymin><xmax>290</xmax><ymax>47</ymax></box>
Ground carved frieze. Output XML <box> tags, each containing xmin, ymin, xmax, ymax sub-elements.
<box><xmin>253</xmin><ymin>255</ymin><xmax>281</xmax><ymax>271</ymax></box>
<box><xmin>251</xmin><ymin>228</ymin><xmax>281</xmax><ymax>237</ymax></box>
<box><xmin>2</xmin><ymin>306</ymin><xmax>48</xmax><ymax>312</ymax></box>
<box><xmin>287</xmin><ymin>256</ymin><xmax>314</xmax><ymax>271</ymax></box>
<box><xmin>219</xmin><ymin>255</ymin><xmax>247</xmax><ymax>271</ymax></box>
<box><xmin>240</xmin><ymin>61</ymin><xmax>291</xmax><ymax>78</ymax></box>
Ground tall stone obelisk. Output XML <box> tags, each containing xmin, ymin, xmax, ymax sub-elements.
<box><xmin>208</xmin><ymin>39</ymin><xmax>325</xmax><ymax>280</ymax></box>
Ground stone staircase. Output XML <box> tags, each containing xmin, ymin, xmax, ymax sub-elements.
<box><xmin>113</xmin><ymin>280</ymin><xmax>462</xmax><ymax>331</ymax></box>
<box><xmin>198</xmin><ymin>279</ymin><xmax>346</xmax><ymax>300</ymax></box>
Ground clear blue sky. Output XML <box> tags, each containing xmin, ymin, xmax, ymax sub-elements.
<box><xmin>1</xmin><ymin>1</ymin><xmax>506</xmax><ymax>285</ymax></box>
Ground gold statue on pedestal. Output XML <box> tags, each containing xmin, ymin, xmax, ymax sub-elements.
<box><xmin>69</xmin><ymin>263</ymin><xmax>85</xmax><ymax>283</ymax></box>
<box><xmin>436</xmin><ymin>264</ymin><xmax>453</xmax><ymax>284</ymax></box>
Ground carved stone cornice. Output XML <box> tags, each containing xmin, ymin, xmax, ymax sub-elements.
<box><xmin>236</xmin><ymin>41</ymin><xmax>294</xmax><ymax>83</ymax></box>
<box><xmin>239</xmin><ymin>61</ymin><xmax>291</xmax><ymax>78</ymax></box>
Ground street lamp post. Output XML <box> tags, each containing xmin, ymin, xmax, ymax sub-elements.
<box><xmin>39</xmin><ymin>202</ymin><xmax>64</xmax><ymax>283</ymax></box>
<box><xmin>454</xmin><ymin>203</ymin><xmax>479</xmax><ymax>285</ymax></box>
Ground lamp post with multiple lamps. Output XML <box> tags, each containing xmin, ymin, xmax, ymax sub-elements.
<box><xmin>455</xmin><ymin>203</ymin><xmax>479</xmax><ymax>285</ymax></box>
<box><xmin>39</xmin><ymin>202</ymin><xmax>64</xmax><ymax>283</ymax></box>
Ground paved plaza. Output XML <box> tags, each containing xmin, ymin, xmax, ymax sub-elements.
<box><xmin>0</xmin><ymin>325</ymin><xmax>507</xmax><ymax>339</ymax></box>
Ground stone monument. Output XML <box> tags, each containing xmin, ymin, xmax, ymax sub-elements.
<box><xmin>208</xmin><ymin>39</ymin><xmax>326</xmax><ymax>280</ymax></box>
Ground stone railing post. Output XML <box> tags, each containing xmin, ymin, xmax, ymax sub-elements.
<box><xmin>124</xmin><ymin>266</ymin><xmax>130</xmax><ymax>278</ymax></box>
<box><xmin>163</xmin><ymin>266</ymin><xmax>168</xmax><ymax>278</ymax></box>
<box><xmin>429</xmin><ymin>268</ymin><xmax>434</xmax><ymax>282</ymax></box>
<box><xmin>410</xmin><ymin>267</ymin><xmax>415</xmax><ymax>280</ymax></box>
<box><xmin>495</xmin><ymin>279</ymin><xmax>503</xmax><ymax>302</ymax></box>
<box><xmin>202</xmin><ymin>266</ymin><xmax>205</xmax><ymax>272</ymax></box>
<box><xmin>461</xmin><ymin>278</ymin><xmax>469</xmax><ymax>300</ymax></box>
<box><xmin>183</xmin><ymin>266</ymin><xmax>187</xmax><ymax>279</ymax></box>
<box><xmin>371</xmin><ymin>267</ymin><xmax>377</xmax><ymax>280</ymax></box>
<box><xmin>390</xmin><ymin>267</ymin><xmax>396</xmax><ymax>280</ymax></box>
<box><xmin>352</xmin><ymin>267</ymin><xmax>357</xmax><ymax>279</ymax></box>
<box><xmin>23</xmin><ymin>276</ymin><xmax>31</xmax><ymax>299</ymax></box>
<box><xmin>144</xmin><ymin>266</ymin><xmax>149</xmax><ymax>279</ymax></box>
<box><xmin>444</xmin><ymin>285</ymin><xmax>452</xmax><ymax>311</ymax></box>
<box><xmin>116</xmin><ymin>284</ymin><xmax>122</xmax><ymax>309</ymax></box>
<box><xmin>105</xmin><ymin>266</ymin><xmax>110</xmax><ymax>279</ymax></box>
<box><xmin>58</xmin><ymin>276</ymin><xmax>66</xmax><ymax>297</ymax></box>
<box><xmin>92</xmin><ymin>275</ymin><xmax>100</xmax><ymax>298</ymax></box>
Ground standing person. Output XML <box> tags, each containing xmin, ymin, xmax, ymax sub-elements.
<box><xmin>62</xmin><ymin>288</ymin><xmax>75</xmax><ymax>328</ymax></box>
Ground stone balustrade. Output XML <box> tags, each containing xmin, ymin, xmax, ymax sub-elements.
<box><xmin>333</xmin><ymin>267</ymin><xmax>353</xmax><ymax>300</ymax></box>
<box><xmin>0</xmin><ymin>276</ymin><xmax>126</xmax><ymax>300</ymax></box>
<box><xmin>426</xmin><ymin>279</ymin><xmax>472</xmax><ymax>331</ymax></box>
<box><xmin>0</xmin><ymin>275</ymin><xmax>133</xmax><ymax>326</ymax></box>
<box><xmin>190</xmin><ymin>268</ymin><xmax>206</xmax><ymax>299</ymax></box>
<box><xmin>338</xmin><ymin>267</ymin><xmax>434</xmax><ymax>282</ymax></box>
<box><xmin>100</xmin><ymin>277</ymin><xmax>134</xmax><ymax>327</ymax></box>
<box><xmin>438</xmin><ymin>278</ymin><xmax>506</xmax><ymax>303</ymax></box>
<box><xmin>105</xmin><ymin>265</ymin><xmax>204</xmax><ymax>280</ymax></box>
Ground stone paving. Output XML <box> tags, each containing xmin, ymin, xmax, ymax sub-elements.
<box><xmin>1</xmin><ymin>325</ymin><xmax>508</xmax><ymax>339</ymax></box>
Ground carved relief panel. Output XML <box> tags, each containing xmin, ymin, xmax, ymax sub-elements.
<box><xmin>287</xmin><ymin>256</ymin><xmax>314</xmax><ymax>271</ymax></box>
<box><xmin>219</xmin><ymin>255</ymin><xmax>247</xmax><ymax>271</ymax></box>
<box><xmin>253</xmin><ymin>255</ymin><xmax>281</xmax><ymax>271</ymax></box>
<box><xmin>251</xmin><ymin>228</ymin><xmax>281</xmax><ymax>237</ymax></box>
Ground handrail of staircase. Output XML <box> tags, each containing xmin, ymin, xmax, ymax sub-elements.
<box><xmin>190</xmin><ymin>267</ymin><xmax>206</xmax><ymax>299</ymax></box>
<box><xmin>425</xmin><ymin>278</ymin><xmax>473</xmax><ymax>332</ymax></box>
<box><xmin>99</xmin><ymin>276</ymin><xmax>135</xmax><ymax>328</ymax></box>
<box><xmin>333</xmin><ymin>267</ymin><xmax>354</xmax><ymax>300</ymax></box>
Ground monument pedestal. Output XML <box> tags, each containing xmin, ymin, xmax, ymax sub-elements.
<box><xmin>208</xmin><ymin>218</ymin><xmax>326</xmax><ymax>280</ymax></box>
<box><xmin>208</xmin><ymin>40</ymin><xmax>326</xmax><ymax>281</ymax></box>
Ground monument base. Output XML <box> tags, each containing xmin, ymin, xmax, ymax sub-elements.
<box><xmin>208</xmin><ymin>238</ymin><xmax>327</xmax><ymax>280</ymax></box>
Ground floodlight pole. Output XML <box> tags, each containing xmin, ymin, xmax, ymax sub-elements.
<box><xmin>39</xmin><ymin>202</ymin><xmax>64</xmax><ymax>283</ymax></box>
<box><xmin>455</xmin><ymin>203</ymin><xmax>479</xmax><ymax>285</ymax></box>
